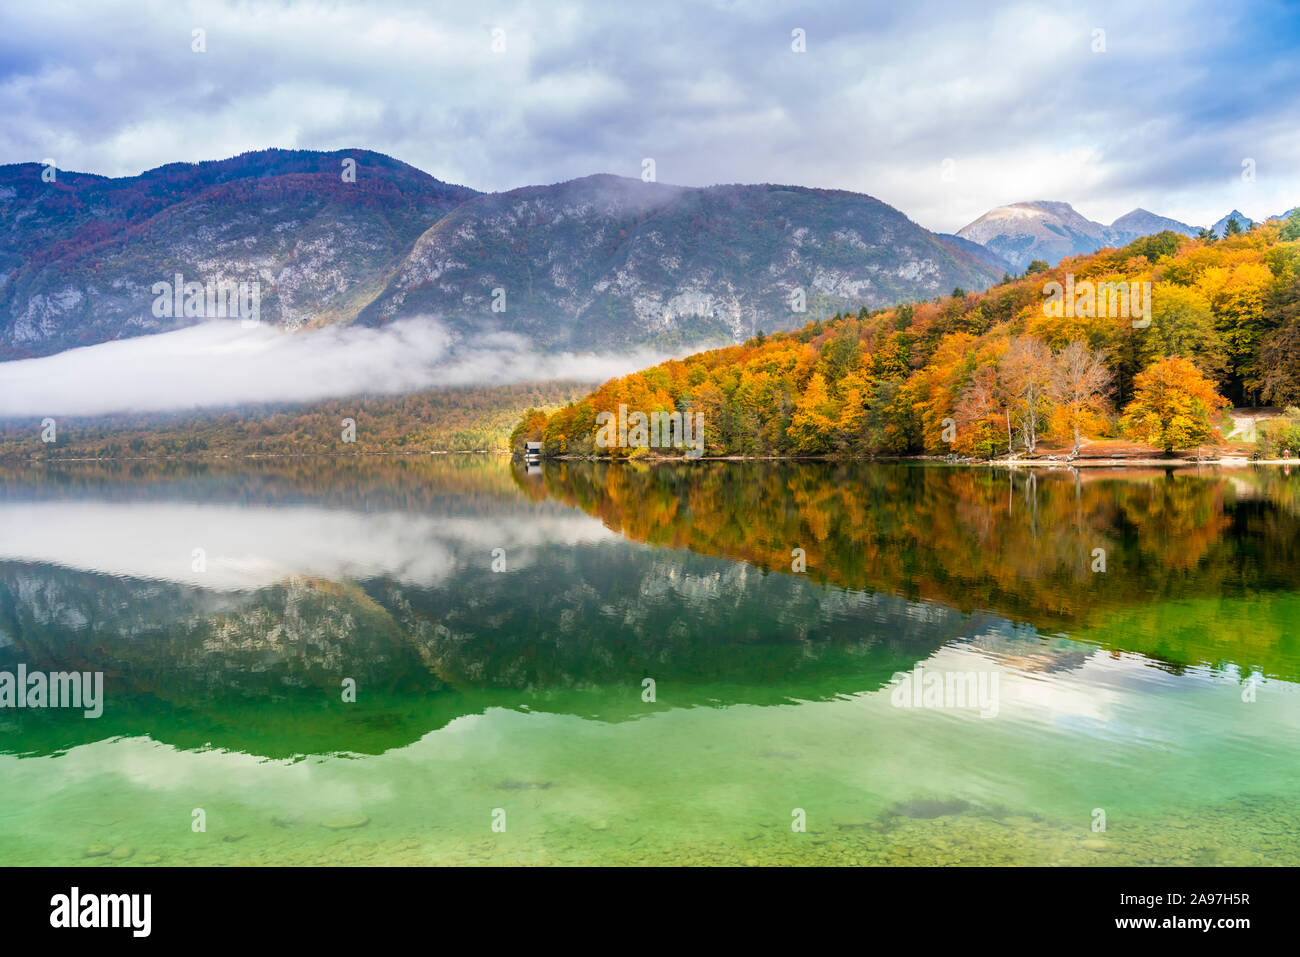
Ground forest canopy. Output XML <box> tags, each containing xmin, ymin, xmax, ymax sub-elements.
<box><xmin>519</xmin><ymin>214</ymin><xmax>1300</xmax><ymax>459</ymax></box>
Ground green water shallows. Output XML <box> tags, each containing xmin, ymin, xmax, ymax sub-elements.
<box><xmin>0</xmin><ymin>457</ymin><xmax>1297</xmax><ymax>866</ymax></box>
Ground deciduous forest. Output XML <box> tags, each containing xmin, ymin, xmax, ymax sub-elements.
<box><xmin>518</xmin><ymin>214</ymin><xmax>1300</xmax><ymax>459</ymax></box>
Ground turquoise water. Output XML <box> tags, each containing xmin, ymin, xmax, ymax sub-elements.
<box><xmin>0</xmin><ymin>458</ymin><xmax>1296</xmax><ymax>865</ymax></box>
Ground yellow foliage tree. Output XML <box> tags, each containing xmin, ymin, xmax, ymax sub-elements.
<box><xmin>788</xmin><ymin>372</ymin><xmax>838</xmax><ymax>454</ymax></box>
<box><xmin>1121</xmin><ymin>356</ymin><xmax>1229</xmax><ymax>453</ymax></box>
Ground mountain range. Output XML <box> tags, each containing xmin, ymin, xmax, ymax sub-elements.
<box><xmin>0</xmin><ymin>150</ymin><xmax>476</xmax><ymax>359</ymax></box>
<box><xmin>1</xmin><ymin>148</ymin><xmax>1290</xmax><ymax>361</ymax></box>
<box><xmin>954</xmin><ymin>201</ymin><xmax>1289</xmax><ymax>271</ymax></box>
<box><xmin>0</xmin><ymin>149</ymin><xmax>1000</xmax><ymax>359</ymax></box>
<box><xmin>954</xmin><ymin>201</ymin><xmax>1198</xmax><ymax>270</ymax></box>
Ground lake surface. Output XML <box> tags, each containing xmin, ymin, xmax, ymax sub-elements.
<box><xmin>0</xmin><ymin>456</ymin><xmax>1297</xmax><ymax>866</ymax></box>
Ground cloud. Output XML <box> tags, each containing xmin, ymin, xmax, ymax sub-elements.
<box><xmin>0</xmin><ymin>317</ymin><xmax>680</xmax><ymax>416</ymax></box>
<box><xmin>0</xmin><ymin>0</ymin><xmax>1296</xmax><ymax>233</ymax></box>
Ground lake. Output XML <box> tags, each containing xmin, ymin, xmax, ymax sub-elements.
<box><xmin>0</xmin><ymin>456</ymin><xmax>1297</xmax><ymax>866</ymax></box>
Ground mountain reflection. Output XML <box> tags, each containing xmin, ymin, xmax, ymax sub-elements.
<box><xmin>0</xmin><ymin>457</ymin><xmax>1296</xmax><ymax>759</ymax></box>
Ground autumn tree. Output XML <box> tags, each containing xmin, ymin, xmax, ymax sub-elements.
<box><xmin>1121</xmin><ymin>356</ymin><xmax>1229</xmax><ymax>454</ymax></box>
<box><xmin>1127</xmin><ymin>231</ymin><xmax>1182</xmax><ymax>263</ymax></box>
<box><xmin>953</xmin><ymin>364</ymin><xmax>1005</xmax><ymax>457</ymax></box>
<box><xmin>1257</xmin><ymin>276</ymin><xmax>1300</xmax><ymax>406</ymax></box>
<box><xmin>690</xmin><ymin>380</ymin><xmax>729</xmax><ymax>455</ymax></box>
<box><xmin>1195</xmin><ymin>261</ymin><xmax>1274</xmax><ymax>401</ymax></box>
<box><xmin>1281</xmin><ymin>211</ymin><xmax>1300</xmax><ymax>242</ymax></box>
<box><xmin>510</xmin><ymin>408</ymin><xmax>549</xmax><ymax>453</ymax></box>
<box><xmin>1000</xmin><ymin>336</ymin><xmax>1053</xmax><ymax>454</ymax></box>
<box><xmin>788</xmin><ymin>372</ymin><xmax>838</xmax><ymax>454</ymax></box>
<box><xmin>835</xmin><ymin>368</ymin><xmax>871</xmax><ymax>453</ymax></box>
<box><xmin>910</xmin><ymin>333</ymin><xmax>979</xmax><ymax>453</ymax></box>
<box><xmin>1141</xmin><ymin>282</ymin><xmax>1222</xmax><ymax>374</ymax></box>
<box><xmin>864</xmin><ymin>379</ymin><xmax>919</xmax><ymax>453</ymax></box>
<box><xmin>872</xmin><ymin>332</ymin><xmax>912</xmax><ymax>380</ymax></box>
<box><xmin>818</xmin><ymin>327</ymin><xmax>862</xmax><ymax>385</ymax></box>
<box><xmin>1048</xmin><ymin>341</ymin><xmax>1113</xmax><ymax>454</ymax></box>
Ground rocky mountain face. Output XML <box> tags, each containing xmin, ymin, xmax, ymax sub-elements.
<box><xmin>0</xmin><ymin>153</ymin><xmax>1002</xmax><ymax>359</ymax></box>
<box><xmin>1211</xmin><ymin>209</ymin><xmax>1253</xmax><ymax>234</ymax></box>
<box><xmin>934</xmin><ymin>233</ymin><xmax>1015</xmax><ymax>275</ymax></box>
<box><xmin>0</xmin><ymin>149</ymin><xmax>479</xmax><ymax>359</ymax></box>
<box><xmin>358</xmin><ymin>175</ymin><xmax>1003</xmax><ymax>349</ymax></box>
<box><xmin>1109</xmin><ymin>208</ymin><xmax>1199</xmax><ymax>242</ymax></box>
<box><xmin>955</xmin><ymin>201</ymin><xmax>1199</xmax><ymax>270</ymax></box>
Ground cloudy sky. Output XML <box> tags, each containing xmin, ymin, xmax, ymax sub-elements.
<box><xmin>1</xmin><ymin>0</ymin><xmax>1298</xmax><ymax>232</ymax></box>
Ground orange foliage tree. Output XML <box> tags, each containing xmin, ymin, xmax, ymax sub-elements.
<box><xmin>1121</xmin><ymin>356</ymin><xmax>1229</xmax><ymax>453</ymax></box>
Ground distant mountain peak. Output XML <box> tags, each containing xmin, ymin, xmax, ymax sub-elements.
<box><xmin>956</xmin><ymin>201</ymin><xmax>1198</xmax><ymax>270</ymax></box>
<box><xmin>1110</xmin><ymin>207</ymin><xmax>1199</xmax><ymax>235</ymax></box>
<box><xmin>975</xmin><ymin>200</ymin><xmax>1081</xmax><ymax>221</ymax></box>
<box><xmin>1022</xmin><ymin>199</ymin><xmax>1080</xmax><ymax>214</ymax></box>
<box><xmin>955</xmin><ymin>201</ymin><xmax>1108</xmax><ymax>269</ymax></box>
<box><xmin>1212</xmin><ymin>209</ymin><xmax>1253</xmax><ymax>234</ymax></box>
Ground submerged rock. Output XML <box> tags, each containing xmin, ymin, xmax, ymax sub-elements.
<box><xmin>322</xmin><ymin>814</ymin><xmax>370</xmax><ymax>830</ymax></box>
<box><xmin>889</xmin><ymin>798</ymin><xmax>971</xmax><ymax>819</ymax></box>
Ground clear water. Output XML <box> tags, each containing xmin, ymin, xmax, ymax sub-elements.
<box><xmin>0</xmin><ymin>457</ymin><xmax>1296</xmax><ymax>866</ymax></box>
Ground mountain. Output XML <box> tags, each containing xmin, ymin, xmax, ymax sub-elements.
<box><xmin>357</xmin><ymin>175</ymin><xmax>1003</xmax><ymax>350</ymax></box>
<box><xmin>0</xmin><ymin>149</ymin><xmax>479</xmax><ymax>359</ymax></box>
<box><xmin>1212</xmin><ymin>209</ymin><xmax>1253</xmax><ymax>234</ymax></box>
<box><xmin>1109</xmin><ymin>208</ymin><xmax>1198</xmax><ymax>242</ymax></box>
<box><xmin>935</xmin><ymin>233</ymin><xmax>1015</xmax><ymax>274</ymax></box>
<box><xmin>955</xmin><ymin>201</ymin><xmax>1198</xmax><ymax>270</ymax></box>
<box><xmin>955</xmin><ymin>201</ymin><xmax>1114</xmax><ymax>270</ymax></box>
<box><xmin>0</xmin><ymin>153</ymin><xmax>1002</xmax><ymax>359</ymax></box>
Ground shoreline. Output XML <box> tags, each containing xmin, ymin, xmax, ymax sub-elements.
<box><xmin>539</xmin><ymin>453</ymin><xmax>1295</xmax><ymax>469</ymax></box>
<box><xmin>2</xmin><ymin>449</ymin><xmax>1295</xmax><ymax>469</ymax></box>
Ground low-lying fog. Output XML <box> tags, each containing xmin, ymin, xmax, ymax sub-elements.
<box><xmin>0</xmin><ymin>318</ymin><xmax>688</xmax><ymax>417</ymax></box>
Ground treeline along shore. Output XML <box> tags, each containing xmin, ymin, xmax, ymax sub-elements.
<box><xmin>513</xmin><ymin>214</ymin><xmax>1300</xmax><ymax>465</ymax></box>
